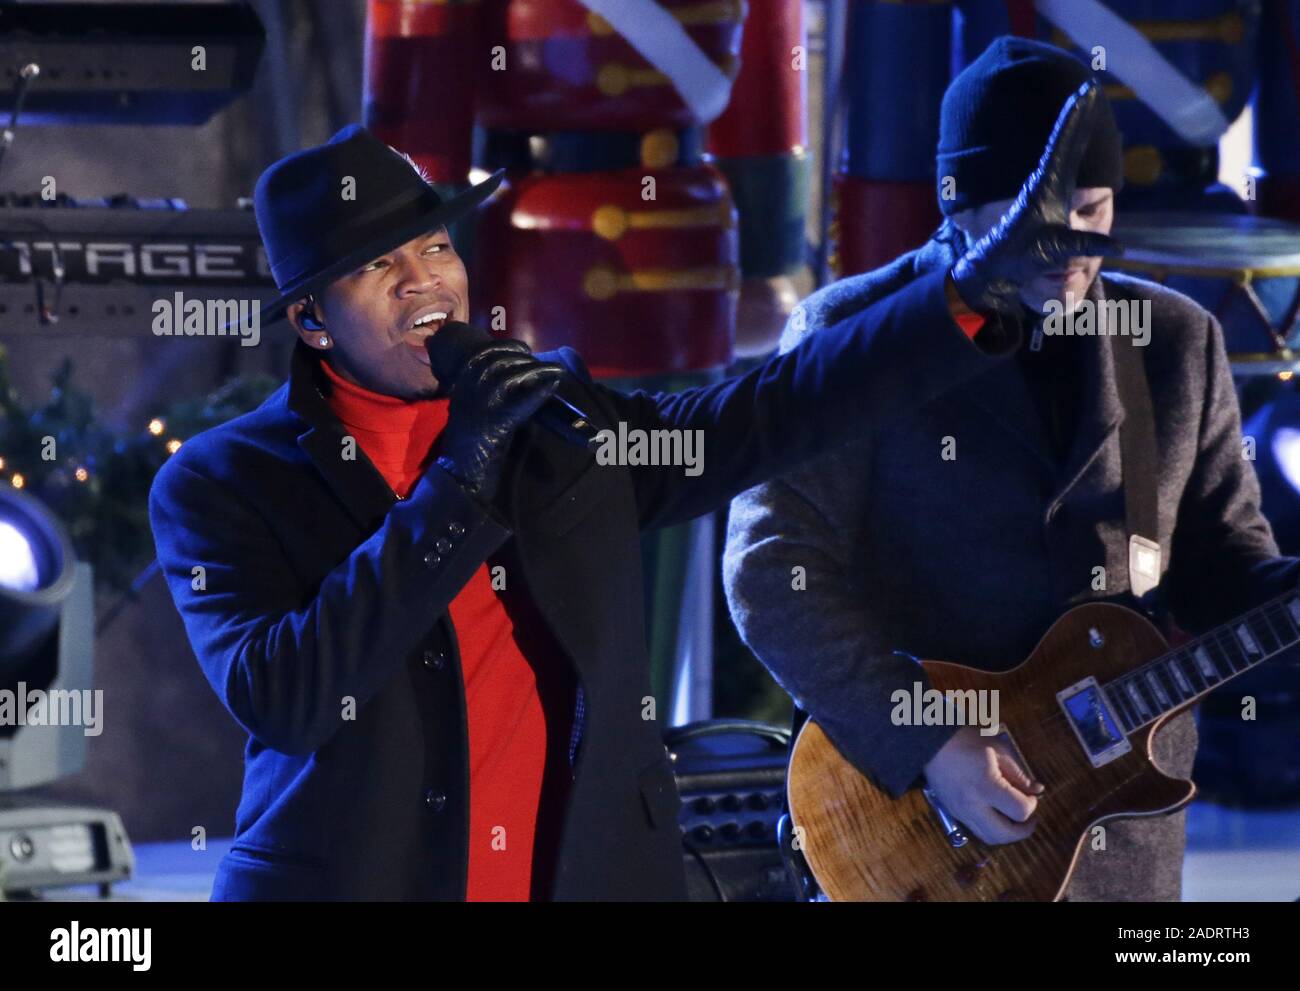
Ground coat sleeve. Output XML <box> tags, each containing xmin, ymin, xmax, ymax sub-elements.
<box><xmin>722</xmin><ymin>443</ymin><xmax>957</xmax><ymax>799</ymax></box>
<box><xmin>149</xmin><ymin>456</ymin><xmax>512</xmax><ymax>756</ymax></box>
<box><xmin>1162</xmin><ymin>311</ymin><xmax>1300</xmax><ymax>633</ymax></box>
<box><xmin>570</xmin><ymin>269</ymin><xmax>1016</xmax><ymax>531</ymax></box>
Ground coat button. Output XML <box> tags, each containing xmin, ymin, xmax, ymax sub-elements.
<box><xmin>434</xmin><ymin>537</ymin><xmax>452</xmax><ymax>554</ymax></box>
<box><xmin>422</xmin><ymin>551</ymin><xmax>441</xmax><ymax>569</ymax></box>
<box><xmin>422</xmin><ymin>649</ymin><xmax>447</xmax><ymax>671</ymax></box>
<box><xmin>447</xmin><ymin>522</ymin><xmax>464</xmax><ymax>537</ymax></box>
<box><xmin>424</xmin><ymin>790</ymin><xmax>447</xmax><ymax>812</ymax></box>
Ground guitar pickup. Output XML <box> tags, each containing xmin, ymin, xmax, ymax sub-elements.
<box><xmin>1057</xmin><ymin>676</ymin><xmax>1132</xmax><ymax>767</ymax></box>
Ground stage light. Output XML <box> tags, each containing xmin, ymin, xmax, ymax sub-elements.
<box><xmin>1245</xmin><ymin>386</ymin><xmax>1300</xmax><ymax>551</ymax></box>
<box><xmin>0</xmin><ymin>488</ymin><xmax>77</xmax><ymax>677</ymax></box>
<box><xmin>1272</xmin><ymin>426</ymin><xmax>1300</xmax><ymax>497</ymax></box>
<box><xmin>0</xmin><ymin>519</ymin><xmax>40</xmax><ymax>593</ymax></box>
<box><xmin>0</xmin><ymin>487</ymin><xmax>134</xmax><ymax>895</ymax></box>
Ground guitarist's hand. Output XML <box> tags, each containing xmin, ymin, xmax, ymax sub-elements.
<box><xmin>923</xmin><ymin>727</ymin><xmax>1046</xmax><ymax>845</ymax></box>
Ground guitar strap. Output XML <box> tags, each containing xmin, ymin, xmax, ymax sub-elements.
<box><xmin>1110</xmin><ymin>331</ymin><xmax>1165</xmax><ymax>619</ymax></box>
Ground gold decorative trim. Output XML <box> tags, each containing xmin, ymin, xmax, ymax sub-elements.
<box><xmin>1231</xmin><ymin>352</ymin><xmax>1299</xmax><ymax>362</ymax></box>
<box><xmin>1053</xmin><ymin>12</ymin><xmax>1243</xmax><ymax>49</ymax></box>
<box><xmin>583</xmin><ymin>264</ymin><xmax>739</xmax><ymax>300</ymax></box>
<box><xmin>1104</xmin><ymin>70</ymin><xmax>1231</xmax><ymax>106</ymax></box>
<box><xmin>640</xmin><ymin>128</ymin><xmax>679</xmax><ymax>169</ymax></box>
<box><xmin>1123</xmin><ymin>146</ymin><xmax>1163</xmax><ymax>185</ymax></box>
<box><xmin>382</xmin><ymin>0</ymin><xmax>481</xmax><ymax>7</ymax></box>
<box><xmin>589</xmin><ymin>0</ymin><xmax>745</xmax><ymax>34</ymax></box>
<box><xmin>1109</xmin><ymin>258</ymin><xmax>1300</xmax><ymax>281</ymax></box>
<box><xmin>591</xmin><ymin>202</ymin><xmax>734</xmax><ymax>240</ymax></box>
<box><xmin>597</xmin><ymin>55</ymin><xmax>737</xmax><ymax>96</ymax></box>
<box><xmin>675</xmin><ymin>0</ymin><xmax>746</xmax><ymax>27</ymax></box>
<box><xmin>1133</xmin><ymin>12</ymin><xmax>1245</xmax><ymax>44</ymax></box>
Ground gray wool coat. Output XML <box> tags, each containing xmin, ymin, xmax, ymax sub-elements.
<box><xmin>723</xmin><ymin>227</ymin><xmax>1300</xmax><ymax>901</ymax></box>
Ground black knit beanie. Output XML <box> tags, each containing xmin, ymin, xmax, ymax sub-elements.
<box><xmin>936</xmin><ymin>36</ymin><xmax>1123</xmax><ymax>217</ymax></box>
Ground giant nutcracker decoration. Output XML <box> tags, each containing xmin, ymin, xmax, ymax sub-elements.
<box><xmin>363</xmin><ymin>0</ymin><xmax>809</xmax><ymax>716</ymax></box>
<box><xmin>837</xmin><ymin>0</ymin><xmax>1300</xmax><ymax>803</ymax></box>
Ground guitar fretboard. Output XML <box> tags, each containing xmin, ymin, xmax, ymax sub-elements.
<box><xmin>1101</xmin><ymin>591</ymin><xmax>1300</xmax><ymax>734</ymax></box>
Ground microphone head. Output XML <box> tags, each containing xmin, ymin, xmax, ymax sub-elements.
<box><xmin>425</xmin><ymin>320</ymin><xmax>491</xmax><ymax>385</ymax></box>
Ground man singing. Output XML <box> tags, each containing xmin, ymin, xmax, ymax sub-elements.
<box><xmin>724</xmin><ymin>37</ymin><xmax>1300</xmax><ymax>901</ymax></box>
<box><xmin>149</xmin><ymin>114</ymin><xmax>1099</xmax><ymax>900</ymax></box>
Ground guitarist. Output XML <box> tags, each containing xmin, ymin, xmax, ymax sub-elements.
<box><xmin>723</xmin><ymin>37</ymin><xmax>1300</xmax><ymax>901</ymax></box>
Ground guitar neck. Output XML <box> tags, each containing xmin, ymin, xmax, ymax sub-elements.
<box><xmin>1101</xmin><ymin>590</ymin><xmax>1300</xmax><ymax>734</ymax></box>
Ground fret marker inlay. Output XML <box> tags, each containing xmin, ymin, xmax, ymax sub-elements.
<box><xmin>1234</xmin><ymin>624</ymin><xmax>1260</xmax><ymax>655</ymax></box>
<box><xmin>1194</xmin><ymin>646</ymin><xmax>1217</xmax><ymax>679</ymax></box>
<box><xmin>1145</xmin><ymin>671</ymin><xmax>1170</xmax><ymax>707</ymax></box>
<box><xmin>1126</xmin><ymin>682</ymin><xmax>1149</xmax><ymax>717</ymax></box>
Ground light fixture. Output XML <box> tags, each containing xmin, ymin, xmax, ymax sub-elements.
<box><xmin>0</xmin><ymin>487</ymin><xmax>133</xmax><ymax>896</ymax></box>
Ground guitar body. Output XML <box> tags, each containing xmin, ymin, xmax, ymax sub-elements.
<box><xmin>787</xmin><ymin>602</ymin><xmax>1197</xmax><ymax>901</ymax></box>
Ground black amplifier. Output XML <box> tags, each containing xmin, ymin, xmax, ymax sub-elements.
<box><xmin>664</xmin><ymin>719</ymin><xmax>797</xmax><ymax>902</ymax></box>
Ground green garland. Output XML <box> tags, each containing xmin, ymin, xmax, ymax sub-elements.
<box><xmin>0</xmin><ymin>345</ymin><xmax>278</xmax><ymax>592</ymax></box>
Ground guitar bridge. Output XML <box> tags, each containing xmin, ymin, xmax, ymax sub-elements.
<box><xmin>922</xmin><ymin>786</ymin><xmax>969</xmax><ymax>848</ymax></box>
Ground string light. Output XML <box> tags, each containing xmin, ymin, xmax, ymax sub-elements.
<box><xmin>74</xmin><ymin>467</ymin><xmax>89</xmax><ymax>482</ymax></box>
<box><xmin>165</xmin><ymin>439</ymin><xmax>182</xmax><ymax>454</ymax></box>
<box><xmin>148</xmin><ymin>418</ymin><xmax>165</xmax><ymax>436</ymax></box>
<box><xmin>11</xmin><ymin>473</ymin><xmax>24</xmax><ymax>489</ymax></box>
<box><xmin>1280</xmin><ymin>371</ymin><xmax>1294</xmax><ymax>382</ymax></box>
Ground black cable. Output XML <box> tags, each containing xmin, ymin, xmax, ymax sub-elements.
<box><xmin>680</xmin><ymin>838</ymin><xmax>727</xmax><ymax>903</ymax></box>
<box><xmin>0</xmin><ymin>62</ymin><xmax>39</xmax><ymax>184</ymax></box>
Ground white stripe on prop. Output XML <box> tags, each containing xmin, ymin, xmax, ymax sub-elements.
<box><xmin>574</xmin><ymin>0</ymin><xmax>734</xmax><ymax>123</ymax></box>
<box><xmin>1036</xmin><ymin>0</ymin><xmax>1232</xmax><ymax>146</ymax></box>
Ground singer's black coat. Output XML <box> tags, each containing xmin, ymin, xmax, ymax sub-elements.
<box><xmin>149</xmin><ymin>270</ymin><xmax>1006</xmax><ymax>901</ymax></box>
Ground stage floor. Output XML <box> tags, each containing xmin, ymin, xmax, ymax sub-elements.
<box><xmin>30</xmin><ymin>799</ymin><xmax>1300</xmax><ymax>901</ymax></box>
<box><xmin>1184</xmin><ymin>801</ymin><xmax>1300</xmax><ymax>901</ymax></box>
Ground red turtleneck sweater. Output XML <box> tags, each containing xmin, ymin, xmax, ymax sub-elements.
<box><xmin>319</xmin><ymin>357</ymin><xmax>569</xmax><ymax>901</ymax></box>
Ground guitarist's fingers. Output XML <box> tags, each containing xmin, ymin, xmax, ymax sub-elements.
<box><xmin>995</xmin><ymin>746</ymin><xmax>1045</xmax><ymax>795</ymax></box>
<box><xmin>965</xmin><ymin>806</ymin><xmax>1036</xmax><ymax>845</ymax></box>
<box><xmin>989</xmin><ymin>774</ymin><xmax>1039</xmax><ymax>824</ymax></box>
<box><xmin>993</xmin><ymin>811</ymin><xmax>1036</xmax><ymax>843</ymax></box>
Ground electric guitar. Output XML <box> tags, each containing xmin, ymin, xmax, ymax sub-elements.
<box><xmin>785</xmin><ymin>592</ymin><xmax>1300</xmax><ymax>901</ymax></box>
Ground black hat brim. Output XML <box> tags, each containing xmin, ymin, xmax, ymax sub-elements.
<box><xmin>250</xmin><ymin>167</ymin><xmax>506</xmax><ymax>331</ymax></box>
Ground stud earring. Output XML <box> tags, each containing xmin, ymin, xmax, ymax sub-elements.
<box><xmin>318</xmin><ymin>335</ymin><xmax>329</xmax><ymax>347</ymax></box>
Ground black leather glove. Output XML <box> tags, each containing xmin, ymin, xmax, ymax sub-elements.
<box><xmin>950</xmin><ymin>81</ymin><xmax>1123</xmax><ymax>318</ymax></box>
<box><xmin>434</xmin><ymin>341</ymin><xmax>564</xmax><ymax>503</ymax></box>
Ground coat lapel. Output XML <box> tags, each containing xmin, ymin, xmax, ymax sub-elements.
<box><xmin>1054</xmin><ymin>276</ymin><xmax>1124</xmax><ymax>503</ymax></box>
<box><xmin>286</xmin><ymin>340</ymin><xmax>399</xmax><ymax>533</ymax></box>
<box><xmin>912</xmin><ymin>225</ymin><xmax>1061</xmax><ymax>480</ymax></box>
<box><xmin>948</xmin><ymin>275</ymin><xmax>1126</xmax><ymax>498</ymax></box>
<box><xmin>956</xmin><ymin>354</ymin><xmax>1058</xmax><ymax>477</ymax></box>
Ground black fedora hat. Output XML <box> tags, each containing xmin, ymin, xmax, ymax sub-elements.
<box><xmin>253</xmin><ymin>123</ymin><xmax>504</xmax><ymax>326</ymax></box>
